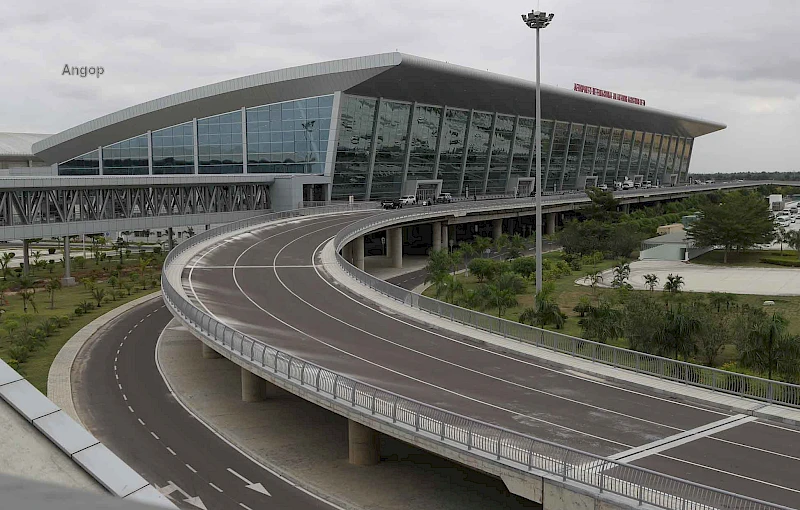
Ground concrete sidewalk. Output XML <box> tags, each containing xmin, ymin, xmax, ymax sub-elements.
<box><xmin>157</xmin><ymin>320</ymin><xmax>537</xmax><ymax>510</ymax></box>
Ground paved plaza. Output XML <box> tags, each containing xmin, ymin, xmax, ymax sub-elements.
<box><xmin>589</xmin><ymin>260</ymin><xmax>800</xmax><ymax>296</ymax></box>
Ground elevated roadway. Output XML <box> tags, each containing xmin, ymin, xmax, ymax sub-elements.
<box><xmin>180</xmin><ymin>211</ymin><xmax>800</xmax><ymax>508</ymax></box>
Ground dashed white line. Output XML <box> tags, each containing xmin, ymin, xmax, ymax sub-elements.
<box><xmin>138</xmin><ymin>418</ymin><xmax>145</xmax><ymax>426</ymax></box>
<box><xmin>127</xmin><ymin>329</ymin><xmax>132</xmax><ymax>334</ymax></box>
<box><xmin>239</xmin><ymin>504</ymin><xmax>254</xmax><ymax>510</ymax></box>
<box><xmin>115</xmin><ymin>374</ymin><xmax>119</xmax><ymax>380</ymax></box>
<box><xmin>209</xmin><ymin>482</ymin><xmax>223</xmax><ymax>493</ymax></box>
<box><xmin>128</xmin><ymin>406</ymin><xmax>134</xmax><ymax>413</ymax></box>
<box><xmin>186</xmin><ymin>464</ymin><xmax>197</xmax><ymax>473</ymax></box>
<box><xmin>151</xmin><ymin>431</ymin><xmax>160</xmax><ymax>440</ymax></box>
<box><xmin>118</xmin><ymin>383</ymin><xmax>122</xmax><ymax>390</ymax></box>
<box><xmin>123</xmin><ymin>394</ymin><xmax>127</xmax><ymax>401</ymax></box>
<box><xmin>147</xmin><ymin>313</ymin><xmax>152</xmax><ymax>317</ymax></box>
<box><xmin>114</xmin><ymin>364</ymin><xmax>117</xmax><ymax>371</ymax></box>
<box><xmin>139</xmin><ymin>318</ymin><xmax>144</xmax><ymax>323</ymax></box>
<box><xmin>166</xmin><ymin>446</ymin><xmax>176</xmax><ymax>456</ymax></box>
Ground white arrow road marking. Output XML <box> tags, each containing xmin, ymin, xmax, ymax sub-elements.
<box><xmin>227</xmin><ymin>467</ymin><xmax>272</xmax><ymax>497</ymax></box>
<box><xmin>184</xmin><ymin>496</ymin><xmax>207</xmax><ymax>509</ymax></box>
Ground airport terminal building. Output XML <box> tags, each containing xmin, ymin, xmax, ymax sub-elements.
<box><xmin>31</xmin><ymin>53</ymin><xmax>725</xmax><ymax>206</ymax></box>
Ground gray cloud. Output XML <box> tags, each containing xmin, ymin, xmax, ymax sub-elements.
<box><xmin>0</xmin><ymin>0</ymin><xmax>797</xmax><ymax>173</ymax></box>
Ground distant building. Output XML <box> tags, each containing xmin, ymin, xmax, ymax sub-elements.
<box><xmin>656</xmin><ymin>223</ymin><xmax>684</xmax><ymax>236</ymax></box>
<box><xmin>639</xmin><ymin>230</ymin><xmax>712</xmax><ymax>262</ymax></box>
<box><xmin>0</xmin><ymin>133</ymin><xmax>52</xmax><ymax>173</ymax></box>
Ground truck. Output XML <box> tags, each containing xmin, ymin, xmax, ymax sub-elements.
<box><xmin>769</xmin><ymin>194</ymin><xmax>783</xmax><ymax>211</ymax></box>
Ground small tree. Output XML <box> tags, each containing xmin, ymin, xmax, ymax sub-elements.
<box><xmin>643</xmin><ymin>273</ymin><xmax>659</xmax><ymax>292</ymax></box>
<box><xmin>91</xmin><ymin>287</ymin><xmax>107</xmax><ymax>308</ymax></box>
<box><xmin>663</xmin><ymin>274</ymin><xmax>684</xmax><ymax>293</ymax></box>
<box><xmin>18</xmin><ymin>277</ymin><xmax>37</xmax><ymax>314</ymax></box>
<box><xmin>0</xmin><ymin>252</ymin><xmax>15</xmax><ymax>280</ymax></box>
<box><xmin>468</xmin><ymin>258</ymin><xmax>497</xmax><ymax>283</ymax></box>
<box><xmin>473</xmin><ymin>236</ymin><xmax>493</xmax><ymax>258</ymax></box>
<box><xmin>611</xmin><ymin>261</ymin><xmax>632</xmax><ymax>290</ymax></box>
<box><xmin>45</xmin><ymin>277</ymin><xmax>62</xmax><ymax>309</ymax></box>
<box><xmin>583</xmin><ymin>271</ymin><xmax>603</xmax><ymax>296</ymax></box>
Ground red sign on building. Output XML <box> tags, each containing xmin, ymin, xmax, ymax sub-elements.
<box><xmin>573</xmin><ymin>83</ymin><xmax>646</xmax><ymax>106</ymax></box>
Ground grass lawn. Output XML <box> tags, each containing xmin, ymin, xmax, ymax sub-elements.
<box><xmin>1</xmin><ymin>259</ymin><xmax>162</xmax><ymax>394</ymax></box>
<box><xmin>692</xmin><ymin>249</ymin><xmax>799</xmax><ymax>267</ymax></box>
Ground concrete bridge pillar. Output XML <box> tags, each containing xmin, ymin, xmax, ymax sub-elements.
<box><xmin>492</xmin><ymin>219</ymin><xmax>503</xmax><ymax>240</ymax></box>
<box><xmin>545</xmin><ymin>213</ymin><xmax>556</xmax><ymax>235</ymax></box>
<box><xmin>441</xmin><ymin>223</ymin><xmax>449</xmax><ymax>252</ymax></box>
<box><xmin>432</xmin><ymin>221</ymin><xmax>442</xmax><ymax>252</ymax></box>
<box><xmin>61</xmin><ymin>237</ymin><xmax>76</xmax><ymax>287</ymax></box>
<box><xmin>389</xmin><ymin>227</ymin><xmax>403</xmax><ymax>269</ymax></box>
<box><xmin>202</xmin><ymin>342</ymin><xmax>222</xmax><ymax>359</ymax></box>
<box><xmin>22</xmin><ymin>239</ymin><xmax>30</xmax><ymax>276</ymax></box>
<box><xmin>348</xmin><ymin>419</ymin><xmax>379</xmax><ymax>465</ymax></box>
<box><xmin>622</xmin><ymin>203</ymin><xmax>630</xmax><ymax>214</ymax></box>
<box><xmin>352</xmin><ymin>236</ymin><xmax>365</xmax><ymax>271</ymax></box>
<box><xmin>241</xmin><ymin>368</ymin><xmax>266</xmax><ymax>402</ymax></box>
<box><xmin>384</xmin><ymin>229</ymin><xmax>391</xmax><ymax>258</ymax></box>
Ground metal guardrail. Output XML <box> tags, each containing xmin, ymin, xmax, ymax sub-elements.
<box><xmin>160</xmin><ymin>201</ymin><xmax>791</xmax><ymax>510</ymax></box>
<box><xmin>333</xmin><ymin>208</ymin><xmax>800</xmax><ymax>409</ymax></box>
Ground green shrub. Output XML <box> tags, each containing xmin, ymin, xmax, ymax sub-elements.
<box><xmin>9</xmin><ymin>343</ymin><xmax>31</xmax><ymax>363</ymax></box>
<box><xmin>760</xmin><ymin>257</ymin><xmax>800</xmax><ymax>267</ymax></box>
<box><xmin>48</xmin><ymin>247</ymin><xmax>56</xmax><ymax>255</ymax></box>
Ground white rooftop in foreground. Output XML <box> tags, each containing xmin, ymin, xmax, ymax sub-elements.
<box><xmin>0</xmin><ymin>396</ymin><xmax>104</xmax><ymax>493</ymax></box>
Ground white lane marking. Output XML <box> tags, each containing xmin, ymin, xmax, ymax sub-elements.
<box><xmin>610</xmin><ymin>414</ymin><xmax>757</xmax><ymax>463</ymax></box>
<box><xmin>147</xmin><ymin>313</ymin><xmax>152</xmax><ymax>317</ymax></box>
<box><xmin>151</xmin><ymin>431</ymin><xmax>160</xmax><ymax>440</ymax></box>
<box><xmin>114</xmin><ymin>364</ymin><xmax>117</xmax><ymax>370</ymax></box>
<box><xmin>115</xmin><ymin>374</ymin><xmax>119</xmax><ymax>380</ymax></box>
<box><xmin>660</xmin><ymin>453</ymin><xmax>800</xmax><ymax>495</ymax></box>
<box><xmin>186</xmin><ymin>463</ymin><xmax>197</xmax><ymax>473</ymax></box>
<box><xmin>212</xmin><ymin>227</ymin><xmax>631</xmax><ymax>449</ymax></box>
<box><xmin>240</xmin><ymin>504</ymin><xmax>254</xmax><ymax>510</ymax></box>
<box><xmin>227</xmin><ymin>468</ymin><xmax>252</xmax><ymax>484</ymax></box>
<box><xmin>139</xmin><ymin>318</ymin><xmax>144</xmax><ymax>323</ymax></box>
<box><xmin>209</xmin><ymin>482</ymin><xmax>223</xmax><ymax>493</ymax></box>
<box><xmin>138</xmin><ymin>418</ymin><xmax>145</xmax><ymax>426</ymax></box>
<box><xmin>123</xmin><ymin>394</ymin><xmax>127</xmax><ymax>401</ymax></box>
<box><xmin>118</xmin><ymin>383</ymin><xmax>122</xmax><ymax>390</ymax></box>
<box><xmin>196</xmin><ymin>265</ymin><xmax>313</xmax><ymax>269</ymax></box>
<box><xmin>166</xmin><ymin>446</ymin><xmax>176</xmax><ymax>456</ymax></box>
<box><xmin>128</xmin><ymin>406</ymin><xmax>134</xmax><ymax>413</ymax></box>
<box><xmin>117</xmin><ymin>349</ymin><xmax>120</xmax><ymax>355</ymax></box>
<box><xmin>127</xmin><ymin>329</ymin><xmax>132</xmax><ymax>334</ymax></box>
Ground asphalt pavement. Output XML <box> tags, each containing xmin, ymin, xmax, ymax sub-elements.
<box><xmin>181</xmin><ymin>213</ymin><xmax>800</xmax><ymax>507</ymax></box>
<box><xmin>72</xmin><ymin>297</ymin><xmax>335</xmax><ymax>510</ymax></box>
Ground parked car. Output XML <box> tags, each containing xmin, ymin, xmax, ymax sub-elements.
<box><xmin>381</xmin><ymin>198</ymin><xmax>403</xmax><ymax>209</ymax></box>
<box><xmin>436</xmin><ymin>193</ymin><xmax>453</xmax><ymax>203</ymax></box>
<box><xmin>597</xmin><ymin>183</ymin><xmax>609</xmax><ymax>191</ymax></box>
<box><xmin>400</xmin><ymin>195</ymin><xmax>417</xmax><ymax>205</ymax></box>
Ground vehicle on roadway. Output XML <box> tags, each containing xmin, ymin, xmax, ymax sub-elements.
<box><xmin>380</xmin><ymin>198</ymin><xmax>403</xmax><ymax>209</ymax></box>
<box><xmin>400</xmin><ymin>195</ymin><xmax>417</xmax><ymax>205</ymax></box>
<box><xmin>435</xmin><ymin>192</ymin><xmax>453</xmax><ymax>203</ymax></box>
<box><xmin>597</xmin><ymin>183</ymin><xmax>609</xmax><ymax>191</ymax></box>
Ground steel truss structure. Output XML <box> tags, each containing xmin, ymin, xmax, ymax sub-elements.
<box><xmin>0</xmin><ymin>183</ymin><xmax>269</xmax><ymax>227</ymax></box>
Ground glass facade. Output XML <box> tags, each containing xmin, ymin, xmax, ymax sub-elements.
<box><xmin>247</xmin><ymin>95</ymin><xmax>332</xmax><ymax>174</ymax></box>
<box><xmin>54</xmin><ymin>90</ymin><xmax>700</xmax><ymax>197</ymax></box>
<box><xmin>437</xmin><ymin>108</ymin><xmax>469</xmax><ymax>194</ymax></box>
<box><xmin>102</xmin><ymin>135</ymin><xmax>149</xmax><ymax>175</ymax></box>
<box><xmin>370</xmin><ymin>100</ymin><xmax>412</xmax><ymax>199</ymax></box>
<box><xmin>152</xmin><ymin>123</ymin><xmax>194</xmax><ymax>175</ymax></box>
<box><xmin>59</xmin><ymin>149</ymin><xmax>100</xmax><ymax>176</ymax></box>
<box><xmin>486</xmin><ymin>115</ymin><xmax>514</xmax><ymax>193</ymax></box>
<box><xmin>331</xmin><ymin>96</ymin><xmax>377</xmax><ymax>200</ymax></box>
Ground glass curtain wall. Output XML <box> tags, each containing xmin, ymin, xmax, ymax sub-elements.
<box><xmin>152</xmin><ymin>122</ymin><xmax>194</xmax><ymax>174</ymax></box>
<box><xmin>604</xmin><ymin>128</ymin><xmax>623</xmax><ymax>184</ymax></box>
<box><xmin>545</xmin><ymin>122</ymin><xmax>569</xmax><ymax>190</ymax></box>
<box><xmin>102</xmin><ymin>135</ymin><xmax>149</xmax><ymax>175</ymax></box>
<box><xmin>647</xmin><ymin>134</ymin><xmax>663</xmax><ymax>182</ymax></box>
<box><xmin>197</xmin><ymin>111</ymin><xmax>242</xmax><ymax>174</ymax></box>
<box><xmin>562</xmin><ymin>123</ymin><xmax>584</xmax><ymax>189</ymax></box>
<box><xmin>331</xmin><ymin>96</ymin><xmax>378</xmax><ymax>200</ymax></box>
<box><xmin>58</xmin><ymin>150</ymin><xmax>100</xmax><ymax>176</ymax></box>
<box><xmin>510</xmin><ymin>117</ymin><xmax>534</xmax><ymax>178</ymax></box>
<box><xmin>462</xmin><ymin>112</ymin><xmax>493</xmax><ymax>195</ymax></box>
<box><xmin>615</xmin><ymin>130</ymin><xmax>634</xmax><ymax>182</ymax></box>
<box><xmin>579</xmin><ymin>125</ymin><xmax>598</xmax><ymax>181</ymax></box>
<box><xmin>406</xmin><ymin>105</ymin><xmax>442</xmax><ymax>182</ymax></box>
<box><xmin>628</xmin><ymin>132</ymin><xmax>644</xmax><ymax>177</ymax></box>
<box><xmin>437</xmin><ymin>108</ymin><xmax>469</xmax><ymax>194</ymax></box>
<box><xmin>247</xmin><ymin>95</ymin><xmax>332</xmax><ymax>174</ymax></box>
<box><xmin>486</xmin><ymin>115</ymin><xmax>515</xmax><ymax>193</ymax></box>
<box><xmin>371</xmin><ymin>100</ymin><xmax>412</xmax><ymax>199</ymax></box>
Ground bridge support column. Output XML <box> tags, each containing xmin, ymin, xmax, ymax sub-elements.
<box><xmin>492</xmin><ymin>219</ymin><xmax>503</xmax><ymax>240</ymax></box>
<box><xmin>352</xmin><ymin>236</ymin><xmax>364</xmax><ymax>271</ymax></box>
<box><xmin>348</xmin><ymin>419</ymin><xmax>379</xmax><ymax>465</ymax></box>
<box><xmin>384</xmin><ymin>230</ymin><xmax>391</xmax><ymax>258</ymax></box>
<box><xmin>241</xmin><ymin>368</ymin><xmax>266</xmax><ymax>402</ymax></box>
<box><xmin>168</xmin><ymin>227</ymin><xmax>176</xmax><ymax>250</ymax></box>
<box><xmin>61</xmin><ymin>237</ymin><xmax>76</xmax><ymax>287</ymax></box>
<box><xmin>431</xmin><ymin>221</ymin><xmax>441</xmax><ymax>252</ymax></box>
<box><xmin>622</xmin><ymin>203</ymin><xmax>630</xmax><ymax>214</ymax></box>
<box><xmin>202</xmin><ymin>342</ymin><xmax>221</xmax><ymax>359</ymax></box>
<box><xmin>545</xmin><ymin>213</ymin><xmax>556</xmax><ymax>235</ymax></box>
<box><xmin>22</xmin><ymin>239</ymin><xmax>30</xmax><ymax>276</ymax></box>
<box><xmin>389</xmin><ymin>227</ymin><xmax>403</xmax><ymax>269</ymax></box>
<box><xmin>441</xmin><ymin>223</ymin><xmax>449</xmax><ymax>252</ymax></box>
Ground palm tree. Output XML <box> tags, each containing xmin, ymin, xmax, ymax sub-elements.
<box><xmin>583</xmin><ymin>271</ymin><xmax>603</xmax><ymax>297</ymax></box>
<box><xmin>663</xmin><ymin>274</ymin><xmax>684</xmax><ymax>293</ymax></box>
<box><xmin>444</xmin><ymin>274</ymin><xmax>465</xmax><ymax>304</ymax></box>
<box><xmin>485</xmin><ymin>272</ymin><xmax>523</xmax><ymax>317</ymax></box>
<box><xmin>91</xmin><ymin>287</ymin><xmax>107</xmax><ymax>308</ymax></box>
<box><xmin>739</xmin><ymin>312</ymin><xmax>789</xmax><ymax>380</ymax></box>
<box><xmin>0</xmin><ymin>252</ymin><xmax>14</xmax><ymax>280</ymax></box>
<box><xmin>663</xmin><ymin>306</ymin><xmax>702</xmax><ymax>360</ymax></box>
<box><xmin>578</xmin><ymin>298</ymin><xmax>623</xmax><ymax>343</ymax></box>
<box><xmin>643</xmin><ymin>273</ymin><xmax>659</xmax><ymax>292</ymax></box>
<box><xmin>18</xmin><ymin>276</ymin><xmax>37</xmax><ymax>314</ymax></box>
<box><xmin>786</xmin><ymin>230</ymin><xmax>800</xmax><ymax>259</ymax></box>
<box><xmin>775</xmin><ymin>227</ymin><xmax>787</xmax><ymax>252</ymax></box>
<box><xmin>611</xmin><ymin>261</ymin><xmax>632</xmax><ymax>289</ymax></box>
<box><xmin>519</xmin><ymin>283</ymin><xmax>565</xmax><ymax>329</ymax></box>
<box><xmin>473</xmin><ymin>236</ymin><xmax>493</xmax><ymax>258</ymax></box>
<box><xmin>45</xmin><ymin>277</ymin><xmax>61</xmax><ymax>309</ymax></box>
<box><xmin>139</xmin><ymin>256</ymin><xmax>152</xmax><ymax>289</ymax></box>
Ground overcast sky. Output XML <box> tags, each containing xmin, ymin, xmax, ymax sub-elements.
<box><xmin>1</xmin><ymin>0</ymin><xmax>797</xmax><ymax>173</ymax></box>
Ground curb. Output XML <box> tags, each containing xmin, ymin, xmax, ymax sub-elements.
<box><xmin>47</xmin><ymin>290</ymin><xmax>163</xmax><ymax>427</ymax></box>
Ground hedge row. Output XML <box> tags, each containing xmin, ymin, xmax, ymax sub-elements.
<box><xmin>761</xmin><ymin>257</ymin><xmax>800</xmax><ymax>267</ymax></box>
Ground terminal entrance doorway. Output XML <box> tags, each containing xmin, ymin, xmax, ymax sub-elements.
<box><xmin>416</xmin><ymin>183</ymin><xmax>438</xmax><ymax>203</ymax></box>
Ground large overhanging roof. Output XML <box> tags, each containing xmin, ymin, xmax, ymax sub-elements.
<box><xmin>34</xmin><ymin>53</ymin><xmax>724</xmax><ymax>165</ymax></box>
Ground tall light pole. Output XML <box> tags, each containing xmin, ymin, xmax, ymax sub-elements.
<box><xmin>521</xmin><ymin>9</ymin><xmax>554</xmax><ymax>295</ymax></box>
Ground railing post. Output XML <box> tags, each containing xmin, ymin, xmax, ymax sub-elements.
<box><xmin>467</xmin><ymin>421</ymin><xmax>473</xmax><ymax>450</ymax></box>
<box><xmin>286</xmin><ymin>356</ymin><xmax>292</xmax><ymax>380</ymax></box>
<box><xmin>300</xmin><ymin>363</ymin><xmax>306</xmax><ymax>386</ymax></box>
<box><xmin>315</xmin><ymin>367</ymin><xmax>322</xmax><ymax>390</ymax></box>
<box><xmin>351</xmin><ymin>382</ymin><xmax>357</xmax><ymax>406</ymax></box>
<box><xmin>415</xmin><ymin>404</ymin><xmax>420</xmax><ymax>431</ymax></box>
<box><xmin>371</xmin><ymin>389</ymin><xmax>377</xmax><ymax>415</ymax></box>
<box><xmin>392</xmin><ymin>396</ymin><xmax>398</xmax><ymax>423</ymax></box>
